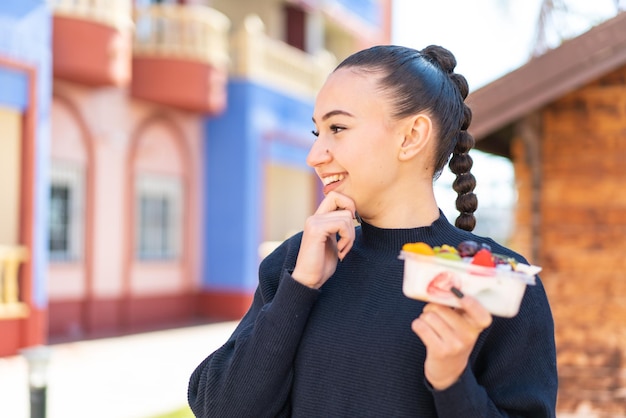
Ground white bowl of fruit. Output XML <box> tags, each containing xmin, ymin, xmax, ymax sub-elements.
<box><xmin>400</xmin><ymin>241</ymin><xmax>541</xmax><ymax>318</ymax></box>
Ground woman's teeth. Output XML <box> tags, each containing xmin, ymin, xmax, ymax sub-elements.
<box><xmin>323</xmin><ymin>174</ymin><xmax>344</xmax><ymax>186</ymax></box>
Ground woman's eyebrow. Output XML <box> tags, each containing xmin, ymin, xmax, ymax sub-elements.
<box><xmin>312</xmin><ymin>110</ymin><xmax>355</xmax><ymax>123</ymax></box>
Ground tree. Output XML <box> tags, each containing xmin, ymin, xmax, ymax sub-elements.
<box><xmin>531</xmin><ymin>0</ymin><xmax>624</xmax><ymax>58</ymax></box>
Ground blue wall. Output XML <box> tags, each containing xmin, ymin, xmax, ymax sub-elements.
<box><xmin>0</xmin><ymin>1</ymin><xmax>45</xmax><ymax>17</ymax></box>
<box><xmin>0</xmin><ymin>67</ymin><xmax>29</xmax><ymax>110</ymax></box>
<box><xmin>203</xmin><ymin>80</ymin><xmax>314</xmax><ymax>293</ymax></box>
<box><xmin>0</xmin><ymin>0</ymin><xmax>52</xmax><ymax>308</ymax></box>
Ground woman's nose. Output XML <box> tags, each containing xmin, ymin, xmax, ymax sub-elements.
<box><xmin>306</xmin><ymin>139</ymin><xmax>331</xmax><ymax>167</ymax></box>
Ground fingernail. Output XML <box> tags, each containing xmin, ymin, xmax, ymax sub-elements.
<box><xmin>450</xmin><ymin>286</ymin><xmax>464</xmax><ymax>298</ymax></box>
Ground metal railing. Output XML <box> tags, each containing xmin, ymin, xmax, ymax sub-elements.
<box><xmin>0</xmin><ymin>245</ymin><xmax>29</xmax><ymax>319</ymax></box>
<box><xmin>50</xmin><ymin>0</ymin><xmax>133</xmax><ymax>30</ymax></box>
<box><xmin>133</xmin><ymin>4</ymin><xmax>231</xmax><ymax>67</ymax></box>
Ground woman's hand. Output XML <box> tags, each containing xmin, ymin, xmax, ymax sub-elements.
<box><xmin>292</xmin><ymin>192</ymin><xmax>357</xmax><ymax>289</ymax></box>
<box><xmin>411</xmin><ymin>294</ymin><xmax>493</xmax><ymax>390</ymax></box>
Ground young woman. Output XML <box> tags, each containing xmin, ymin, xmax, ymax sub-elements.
<box><xmin>188</xmin><ymin>45</ymin><xmax>558</xmax><ymax>417</ymax></box>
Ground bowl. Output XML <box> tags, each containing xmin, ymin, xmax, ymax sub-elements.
<box><xmin>400</xmin><ymin>251</ymin><xmax>539</xmax><ymax>318</ymax></box>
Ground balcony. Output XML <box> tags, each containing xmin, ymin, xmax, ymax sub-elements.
<box><xmin>51</xmin><ymin>0</ymin><xmax>133</xmax><ymax>87</ymax></box>
<box><xmin>231</xmin><ymin>15</ymin><xmax>336</xmax><ymax>99</ymax></box>
<box><xmin>131</xmin><ymin>4</ymin><xmax>230</xmax><ymax>114</ymax></box>
<box><xmin>0</xmin><ymin>246</ymin><xmax>29</xmax><ymax>319</ymax></box>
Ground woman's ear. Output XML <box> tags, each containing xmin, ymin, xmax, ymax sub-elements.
<box><xmin>399</xmin><ymin>114</ymin><xmax>432</xmax><ymax>161</ymax></box>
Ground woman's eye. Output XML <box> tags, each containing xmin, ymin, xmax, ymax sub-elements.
<box><xmin>311</xmin><ymin>125</ymin><xmax>344</xmax><ymax>137</ymax></box>
<box><xmin>330</xmin><ymin>125</ymin><xmax>345</xmax><ymax>134</ymax></box>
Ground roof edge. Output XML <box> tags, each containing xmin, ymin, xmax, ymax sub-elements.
<box><xmin>467</xmin><ymin>12</ymin><xmax>626</xmax><ymax>141</ymax></box>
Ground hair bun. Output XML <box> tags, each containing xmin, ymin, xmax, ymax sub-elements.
<box><xmin>450</xmin><ymin>152</ymin><xmax>473</xmax><ymax>173</ymax></box>
<box><xmin>420</xmin><ymin>45</ymin><xmax>457</xmax><ymax>74</ymax></box>
<box><xmin>456</xmin><ymin>130</ymin><xmax>474</xmax><ymax>152</ymax></box>
<box><xmin>460</xmin><ymin>106</ymin><xmax>472</xmax><ymax>131</ymax></box>
<box><xmin>449</xmin><ymin>73</ymin><xmax>469</xmax><ymax>99</ymax></box>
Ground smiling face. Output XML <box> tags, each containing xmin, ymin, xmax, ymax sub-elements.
<box><xmin>308</xmin><ymin>68</ymin><xmax>421</xmax><ymax>220</ymax></box>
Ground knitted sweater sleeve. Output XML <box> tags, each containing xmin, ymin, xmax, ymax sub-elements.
<box><xmin>187</xmin><ymin>237</ymin><xmax>318</xmax><ymax>418</ymax></box>
<box><xmin>430</xmin><ymin>275</ymin><xmax>558</xmax><ymax>417</ymax></box>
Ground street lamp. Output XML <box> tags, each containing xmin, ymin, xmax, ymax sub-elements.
<box><xmin>21</xmin><ymin>345</ymin><xmax>52</xmax><ymax>418</ymax></box>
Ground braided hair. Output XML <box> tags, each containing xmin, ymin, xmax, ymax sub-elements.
<box><xmin>335</xmin><ymin>45</ymin><xmax>478</xmax><ymax>231</ymax></box>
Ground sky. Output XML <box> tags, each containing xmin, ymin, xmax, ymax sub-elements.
<box><xmin>391</xmin><ymin>0</ymin><xmax>621</xmax><ymax>89</ymax></box>
<box><xmin>389</xmin><ymin>0</ymin><xmax>621</xmax><ymax>241</ymax></box>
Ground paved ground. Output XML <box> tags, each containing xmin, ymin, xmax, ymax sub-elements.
<box><xmin>0</xmin><ymin>320</ymin><xmax>604</xmax><ymax>418</ymax></box>
<box><xmin>0</xmin><ymin>321</ymin><xmax>238</xmax><ymax>418</ymax></box>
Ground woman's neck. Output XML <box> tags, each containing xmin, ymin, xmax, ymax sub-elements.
<box><xmin>357</xmin><ymin>209</ymin><xmax>450</xmax><ymax>254</ymax></box>
<box><xmin>359</xmin><ymin>183</ymin><xmax>440</xmax><ymax>229</ymax></box>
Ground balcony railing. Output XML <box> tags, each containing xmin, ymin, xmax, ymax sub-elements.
<box><xmin>0</xmin><ymin>245</ymin><xmax>29</xmax><ymax>319</ymax></box>
<box><xmin>231</xmin><ymin>15</ymin><xmax>336</xmax><ymax>99</ymax></box>
<box><xmin>133</xmin><ymin>4</ymin><xmax>230</xmax><ymax>67</ymax></box>
<box><xmin>51</xmin><ymin>0</ymin><xmax>133</xmax><ymax>30</ymax></box>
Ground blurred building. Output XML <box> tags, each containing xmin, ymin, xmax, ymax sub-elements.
<box><xmin>469</xmin><ymin>11</ymin><xmax>626</xmax><ymax>415</ymax></box>
<box><xmin>0</xmin><ymin>0</ymin><xmax>391</xmax><ymax>356</ymax></box>
<box><xmin>0</xmin><ymin>0</ymin><xmax>52</xmax><ymax>357</ymax></box>
<box><xmin>198</xmin><ymin>0</ymin><xmax>392</xmax><ymax>319</ymax></box>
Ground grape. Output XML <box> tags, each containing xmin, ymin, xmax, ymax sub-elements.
<box><xmin>457</xmin><ymin>240</ymin><xmax>479</xmax><ymax>257</ymax></box>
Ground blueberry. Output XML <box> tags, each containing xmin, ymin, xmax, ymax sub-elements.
<box><xmin>457</xmin><ymin>240</ymin><xmax>479</xmax><ymax>257</ymax></box>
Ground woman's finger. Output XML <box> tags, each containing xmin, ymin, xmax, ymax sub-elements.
<box><xmin>336</xmin><ymin>213</ymin><xmax>356</xmax><ymax>260</ymax></box>
<box><xmin>314</xmin><ymin>191</ymin><xmax>357</xmax><ymax>217</ymax></box>
<box><xmin>457</xmin><ymin>294</ymin><xmax>493</xmax><ymax>330</ymax></box>
<box><xmin>414</xmin><ymin>309</ymin><xmax>464</xmax><ymax>355</ymax></box>
<box><xmin>420</xmin><ymin>299</ymin><xmax>491</xmax><ymax>348</ymax></box>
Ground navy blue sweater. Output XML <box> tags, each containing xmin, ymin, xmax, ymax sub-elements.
<box><xmin>189</xmin><ymin>213</ymin><xmax>558</xmax><ymax>417</ymax></box>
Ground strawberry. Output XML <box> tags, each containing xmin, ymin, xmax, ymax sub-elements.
<box><xmin>471</xmin><ymin>248</ymin><xmax>495</xmax><ymax>267</ymax></box>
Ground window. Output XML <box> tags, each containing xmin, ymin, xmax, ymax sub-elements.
<box><xmin>136</xmin><ymin>175</ymin><xmax>182</xmax><ymax>260</ymax></box>
<box><xmin>49</xmin><ymin>186</ymin><xmax>70</xmax><ymax>252</ymax></box>
<box><xmin>284</xmin><ymin>4</ymin><xmax>306</xmax><ymax>51</ymax></box>
<box><xmin>48</xmin><ymin>163</ymin><xmax>84</xmax><ymax>261</ymax></box>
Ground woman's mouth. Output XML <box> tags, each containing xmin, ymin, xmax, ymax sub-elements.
<box><xmin>322</xmin><ymin>174</ymin><xmax>345</xmax><ymax>186</ymax></box>
<box><xmin>321</xmin><ymin>174</ymin><xmax>345</xmax><ymax>194</ymax></box>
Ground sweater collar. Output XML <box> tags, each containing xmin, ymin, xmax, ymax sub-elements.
<box><xmin>358</xmin><ymin>210</ymin><xmax>456</xmax><ymax>254</ymax></box>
